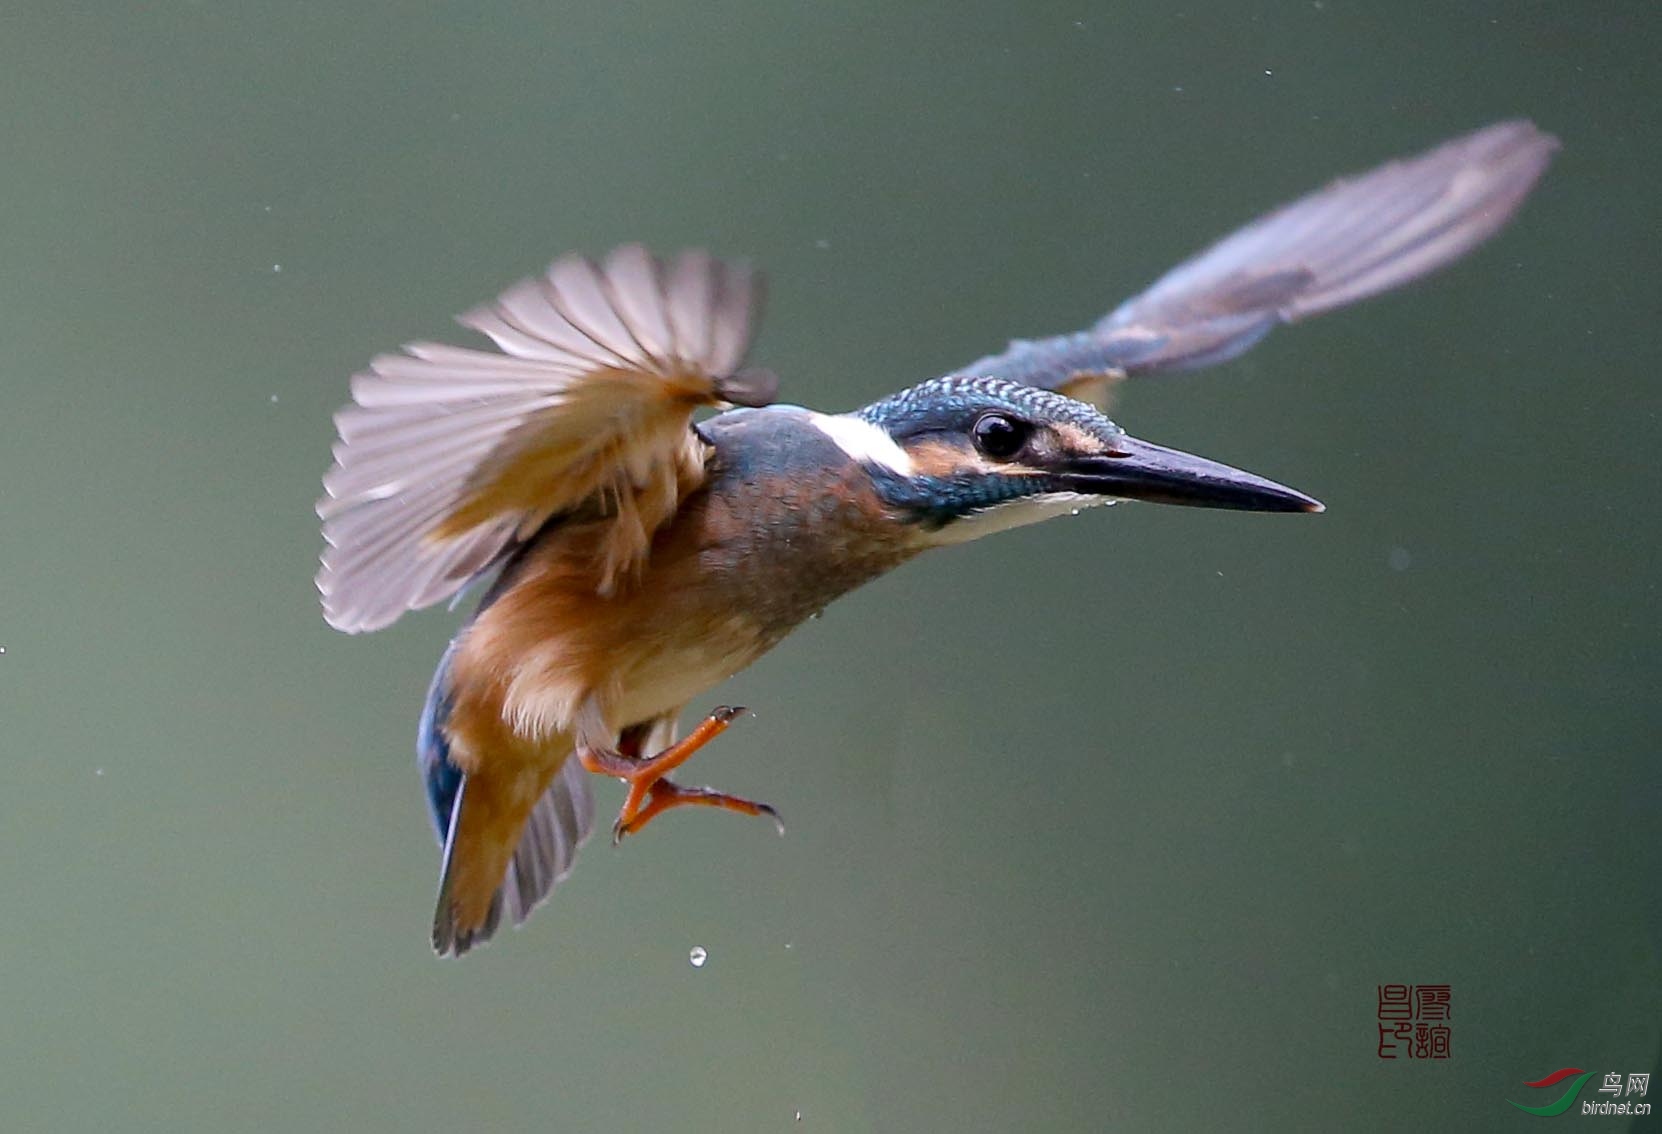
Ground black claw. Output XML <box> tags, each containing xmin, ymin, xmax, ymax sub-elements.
<box><xmin>759</xmin><ymin>803</ymin><xmax>785</xmax><ymax>837</ymax></box>
<box><xmin>712</xmin><ymin>704</ymin><xmax>747</xmax><ymax>723</ymax></box>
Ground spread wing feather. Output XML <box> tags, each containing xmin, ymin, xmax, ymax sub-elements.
<box><xmin>955</xmin><ymin>119</ymin><xmax>1558</xmax><ymax>403</ymax></box>
<box><xmin>317</xmin><ymin>245</ymin><xmax>770</xmax><ymax>634</ymax></box>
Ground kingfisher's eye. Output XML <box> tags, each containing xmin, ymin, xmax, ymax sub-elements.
<box><xmin>972</xmin><ymin>412</ymin><xmax>1030</xmax><ymax>460</ymax></box>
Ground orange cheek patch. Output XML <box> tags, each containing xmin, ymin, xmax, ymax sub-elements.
<box><xmin>903</xmin><ymin>438</ymin><xmax>1002</xmax><ymax>479</ymax></box>
<box><xmin>1050</xmin><ymin>421</ymin><xmax>1104</xmax><ymax>455</ymax></box>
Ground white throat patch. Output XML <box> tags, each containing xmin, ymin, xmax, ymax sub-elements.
<box><xmin>808</xmin><ymin>412</ymin><xmax>914</xmax><ymax>476</ymax></box>
<box><xmin>922</xmin><ymin>491</ymin><xmax>1118</xmax><ymax>546</ymax></box>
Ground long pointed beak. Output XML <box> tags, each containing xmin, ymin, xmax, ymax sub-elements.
<box><xmin>1063</xmin><ymin>435</ymin><xmax>1324</xmax><ymax>513</ymax></box>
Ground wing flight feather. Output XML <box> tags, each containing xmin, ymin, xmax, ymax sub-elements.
<box><xmin>317</xmin><ymin>246</ymin><xmax>769</xmax><ymax>634</ymax></box>
<box><xmin>955</xmin><ymin>119</ymin><xmax>1558</xmax><ymax>404</ymax></box>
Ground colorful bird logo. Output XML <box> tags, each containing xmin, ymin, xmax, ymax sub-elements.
<box><xmin>1507</xmin><ymin>1068</ymin><xmax>1595</xmax><ymax>1116</ymax></box>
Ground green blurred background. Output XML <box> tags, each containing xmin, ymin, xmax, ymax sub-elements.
<box><xmin>1</xmin><ymin>3</ymin><xmax>1656</xmax><ymax>1131</ymax></box>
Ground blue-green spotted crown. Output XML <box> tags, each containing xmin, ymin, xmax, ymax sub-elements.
<box><xmin>856</xmin><ymin>375</ymin><xmax>1121</xmax><ymax>444</ymax></box>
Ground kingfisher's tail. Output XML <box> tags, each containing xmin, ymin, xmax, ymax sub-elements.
<box><xmin>418</xmin><ymin>641</ymin><xmax>595</xmax><ymax>957</ymax></box>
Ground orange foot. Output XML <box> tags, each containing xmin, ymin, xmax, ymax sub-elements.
<box><xmin>578</xmin><ymin>706</ymin><xmax>783</xmax><ymax>844</ymax></box>
<box><xmin>615</xmin><ymin>776</ymin><xmax>783</xmax><ymax>843</ymax></box>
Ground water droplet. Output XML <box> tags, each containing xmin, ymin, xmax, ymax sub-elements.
<box><xmin>795</xmin><ymin>1111</ymin><xmax>803</xmax><ymax>1122</ymax></box>
<box><xmin>269</xmin><ymin>394</ymin><xmax>279</xmax><ymax>404</ymax></box>
<box><xmin>1388</xmin><ymin>546</ymin><xmax>1412</xmax><ymax>572</ymax></box>
<box><xmin>813</xmin><ymin>238</ymin><xmax>831</xmax><ymax>250</ymax></box>
<box><xmin>1263</xmin><ymin>68</ymin><xmax>1274</xmax><ymax>75</ymax></box>
<box><xmin>94</xmin><ymin>768</ymin><xmax>105</xmax><ymax>777</ymax></box>
<box><xmin>271</xmin><ymin>263</ymin><xmax>283</xmax><ymax>273</ymax></box>
<box><xmin>689</xmin><ymin>946</ymin><xmax>707</xmax><ymax>968</ymax></box>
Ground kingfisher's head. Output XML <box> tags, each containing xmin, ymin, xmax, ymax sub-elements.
<box><xmin>820</xmin><ymin>375</ymin><xmax>1321</xmax><ymax>545</ymax></box>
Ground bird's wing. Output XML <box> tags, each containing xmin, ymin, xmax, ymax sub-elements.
<box><xmin>317</xmin><ymin>245</ymin><xmax>773</xmax><ymax>634</ymax></box>
<box><xmin>954</xmin><ymin>119</ymin><xmax>1558</xmax><ymax>406</ymax></box>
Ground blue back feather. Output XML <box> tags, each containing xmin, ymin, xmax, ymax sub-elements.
<box><xmin>417</xmin><ymin>639</ymin><xmax>463</xmax><ymax>845</ymax></box>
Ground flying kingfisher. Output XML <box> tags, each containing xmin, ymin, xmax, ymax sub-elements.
<box><xmin>317</xmin><ymin>120</ymin><xmax>1555</xmax><ymax>956</ymax></box>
